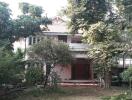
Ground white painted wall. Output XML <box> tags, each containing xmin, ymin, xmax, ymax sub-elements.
<box><xmin>12</xmin><ymin>17</ymin><xmax>90</xmax><ymax>81</ymax></box>
<box><xmin>54</xmin><ymin>64</ymin><xmax>71</xmax><ymax>81</ymax></box>
<box><xmin>13</xmin><ymin>38</ymin><xmax>28</xmax><ymax>52</ymax></box>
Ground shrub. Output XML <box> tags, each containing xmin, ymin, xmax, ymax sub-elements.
<box><xmin>102</xmin><ymin>92</ymin><xmax>132</xmax><ymax>100</ymax></box>
<box><xmin>121</xmin><ymin>67</ymin><xmax>132</xmax><ymax>89</ymax></box>
<box><xmin>49</xmin><ymin>71</ymin><xmax>61</xmax><ymax>89</ymax></box>
<box><xmin>25</xmin><ymin>66</ymin><xmax>44</xmax><ymax>85</ymax></box>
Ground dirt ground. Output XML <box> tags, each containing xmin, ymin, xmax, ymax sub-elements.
<box><xmin>15</xmin><ymin>86</ymin><xmax>127</xmax><ymax>100</ymax></box>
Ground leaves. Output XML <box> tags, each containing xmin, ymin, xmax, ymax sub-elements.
<box><xmin>65</xmin><ymin>0</ymin><xmax>107</xmax><ymax>33</ymax></box>
<box><xmin>19</xmin><ymin>2</ymin><xmax>43</xmax><ymax>17</ymax></box>
<box><xmin>25</xmin><ymin>66</ymin><xmax>43</xmax><ymax>85</ymax></box>
<box><xmin>0</xmin><ymin>49</ymin><xmax>24</xmax><ymax>85</ymax></box>
<box><xmin>28</xmin><ymin>38</ymin><xmax>72</xmax><ymax>65</ymax></box>
<box><xmin>121</xmin><ymin>67</ymin><xmax>132</xmax><ymax>81</ymax></box>
<box><xmin>0</xmin><ymin>2</ymin><xmax>11</xmax><ymax>39</ymax></box>
<box><xmin>19</xmin><ymin>2</ymin><xmax>29</xmax><ymax>14</ymax></box>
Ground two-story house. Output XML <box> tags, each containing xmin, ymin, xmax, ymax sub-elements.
<box><xmin>13</xmin><ymin>17</ymin><xmax>95</xmax><ymax>85</ymax></box>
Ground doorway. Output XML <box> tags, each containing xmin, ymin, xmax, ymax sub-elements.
<box><xmin>72</xmin><ymin>59</ymin><xmax>91</xmax><ymax>80</ymax></box>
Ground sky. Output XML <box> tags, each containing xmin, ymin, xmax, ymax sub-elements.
<box><xmin>1</xmin><ymin>0</ymin><xmax>68</xmax><ymax>18</ymax></box>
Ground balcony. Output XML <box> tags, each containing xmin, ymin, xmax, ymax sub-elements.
<box><xmin>118</xmin><ymin>58</ymin><xmax>132</xmax><ymax>68</ymax></box>
<box><xmin>69</xmin><ymin>43</ymin><xmax>89</xmax><ymax>51</ymax></box>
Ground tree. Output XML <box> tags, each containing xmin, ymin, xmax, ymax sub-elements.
<box><xmin>0</xmin><ymin>1</ymin><xmax>52</xmax><ymax>90</ymax></box>
<box><xmin>25</xmin><ymin>66</ymin><xmax>44</xmax><ymax>85</ymax></box>
<box><xmin>28</xmin><ymin>38</ymin><xmax>72</xmax><ymax>88</ymax></box>
<box><xmin>0</xmin><ymin>2</ymin><xmax>25</xmax><ymax>91</ymax></box>
<box><xmin>13</xmin><ymin>2</ymin><xmax>52</xmax><ymax>54</ymax></box>
<box><xmin>64</xmin><ymin>0</ymin><xmax>131</xmax><ymax>88</ymax></box>
<box><xmin>0</xmin><ymin>49</ymin><xmax>24</xmax><ymax>88</ymax></box>
<box><xmin>121</xmin><ymin>67</ymin><xmax>132</xmax><ymax>90</ymax></box>
<box><xmin>83</xmin><ymin>21</ymin><xmax>125</xmax><ymax>88</ymax></box>
<box><xmin>0</xmin><ymin>2</ymin><xmax>14</xmax><ymax>50</ymax></box>
<box><xmin>18</xmin><ymin>2</ymin><xmax>52</xmax><ymax>28</ymax></box>
<box><xmin>64</xmin><ymin>0</ymin><xmax>108</xmax><ymax>88</ymax></box>
<box><xmin>63</xmin><ymin>0</ymin><xmax>108</xmax><ymax>34</ymax></box>
<box><xmin>115</xmin><ymin>0</ymin><xmax>132</xmax><ymax>68</ymax></box>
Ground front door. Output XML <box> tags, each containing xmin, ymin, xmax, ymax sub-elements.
<box><xmin>72</xmin><ymin>59</ymin><xmax>91</xmax><ymax>80</ymax></box>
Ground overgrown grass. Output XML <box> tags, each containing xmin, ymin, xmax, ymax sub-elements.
<box><xmin>102</xmin><ymin>91</ymin><xmax>132</xmax><ymax>100</ymax></box>
<box><xmin>0</xmin><ymin>86</ymin><xmax>128</xmax><ymax>100</ymax></box>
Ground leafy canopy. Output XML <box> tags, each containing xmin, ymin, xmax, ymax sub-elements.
<box><xmin>0</xmin><ymin>49</ymin><xmax>24</xmax><ymax>85</ymax></box>
<box><xmin>64</xmin><ymin>0</ymin><xmax>107</xmax><ymax>33</ymax></box>
<box><xmin>28</xmin><ymin>38</ymin><xmax>72</xmax><ymax>65</ymax></box>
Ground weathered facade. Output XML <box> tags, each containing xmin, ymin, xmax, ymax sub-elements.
<box><xmin>13</xmin><ymin>17</ymin><xmax>94</xmax><ymax>82</ymax></box>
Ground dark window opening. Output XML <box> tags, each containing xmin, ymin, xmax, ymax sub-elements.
<box><xmin>71</xmin><ymin>39</ymin><xmax>82</xmax><ymax>43</ymax></box>
<box><xmin>58</xmin><ymin>35</ymin><xmax>67</xmax><ymax>42</ymax></box>
<box><xmin>71</xmin><ymin>36</ymin><xmax>82</xmax><ymax>43</ymax></box>
<box><xmin>37</xmin><ymin>37</ymin><xmax>40</xmax><ymax>43</ymax></box>
<box><xmin>33</xmin><ymin>37</ymin><xmax>36</xmax><ymax>44</ymax></box>
<box><xmin>28</xmin><ymin>37</ymin><xmax>32</xmax><ymax>45</ymax></box>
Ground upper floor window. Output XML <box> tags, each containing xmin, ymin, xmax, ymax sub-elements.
<box><xmin>37</xmin><ymin>37</ymin><xmax>40</xmax><ymax>43</ymax></box>
<box><xmin>58</xmin><ymin>35</ymin><xmax>67</xmax><ymax>42</ymax></box>
<box><xmin>28</xmin><ymin>36</ymin><xmax>42</xmax><ymax>45</ymax></box>
<box><xmin>71</xmin><ymin>36</ymin><xmax>82</xmax><ymax>43</ymax></box>
<box><xmin>28</xmin><ymin>37</ymin><xmax>32</xmax><ymax>45</ymax></box>
<box><xmin>33</xmin><ymin>37</ymin><xmax>36</xmax><ymax>44</ymax></box>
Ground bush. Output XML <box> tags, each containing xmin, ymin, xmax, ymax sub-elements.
<box><xmin>121</xmin><ymin>67</ymin><xmax>132</xmax><ymax>89</ymax></box>
<box><xmin>0</xmin><ymin>49</ymin><xmax>24</xmax><ymax>87</ymax></box>
<box><xmin>49</xmin><ymin>71</ymin><xmax>61</xmax><ymax>89</ymax></box>
<box><xmin>102</xmin><ymin>92</ymin><xmax>132</xmax><ymax>100</ymax></box>
<box><xmin>25</xmin><ymin>66</ymin><xmax>44</xmax><ymax>85</ymax></box>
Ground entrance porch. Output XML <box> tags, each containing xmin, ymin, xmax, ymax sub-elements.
<box><xmin>71</xmin><ymin>58</ymin><xmax>93</xmax><ymax>80</ymax></box>
<box><xmin>60</xmin><ymin>79</ymin><xmax>98</xmax><ymax>86</ymax></box>
<box><xmin>54</xmin><ymin>58</ymin><xmax>94</xmax><ymax>84</ymax></box>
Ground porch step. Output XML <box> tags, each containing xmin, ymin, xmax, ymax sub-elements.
<box><xmin>59</xmin><ymin>80</ymin><xmax>99</xmax><ymax>87</ymax></box>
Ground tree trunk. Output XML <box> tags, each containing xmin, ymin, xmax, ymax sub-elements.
<box><xmin>24</xmin><ymin>38</ymin><xmax>27</xmax><ymax>58</ymax></box>
<box><xmin>43</xmin><ymin>63</ymin><xmax>51</xmax><ymax>88</ymax></box>
<box><xmin>123</xmin><ymin>53</ymin><xmax>125</xmax><ymax>68</ymax></box>
<box><xmin>104</xmin><ymin>71</ymin><xmax>111</xmax><ymax>88</ymax></box>
<box><xmin>129</xmin><ymin>80</ymin><xmax>132</xmax><ymax>90</ymax></box>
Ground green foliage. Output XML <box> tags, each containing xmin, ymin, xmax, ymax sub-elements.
<box><xmin>14</xmin><ymin>2</ymin><xmax>52</xmax><ymax>39</ymax></box>
<box><xmin>83</xmin><ymin>21</ymin><xmax>122</xmax><ymax>44</ymax></box>
<box><xmin>64</xmin><ymin>0</ymin><xmax>107</xmax><ymax>33</ymax></box>
<box><xmin>28</xmin><ymin>38</ymin><xmax>72</xmax><ymax>65</ymax></box>
<box><xmin>19</xmin><ymin>2</ymin><xmax>29</xmax><ymax>14</ymax></box>
<box><xmin>0</xmin><ymin>1</ymin><xmax>25</xmax><ymax>89</ymax></box>
<box><xmin>25</xmin><ymin>66</ymin><xmax>43</xmax><ymax>85</ymax></box>
<box><xmin>19</xmin><ymin>2</ymin><xmax>43</xmax><ymax>17</ymax></box>
<box><xmin>0</xmin><ymin>49</ymin><xmax>24</xmax><ymax>86</ymax></box>
<box><xmin>102</xmin><ymin>92</ymin><xmax>132</xmax><ymax>100</ymax></box>
<box><xmin>122</xmin><ymin>0</ymin><xmax>132</xmax><ymax>21</ymax></box>
<box><xmin>13</xmin><ymin>15</ymin><xmax>41</xmax><ymax>38</ymax></box>
<box><xmin>53</xmin><ymin>42</ymin><xmax>72</xmax><ymax>65</ymax></box>
<box><xmin>13</xmin><ymin>16</ymin><xmax>52</xmax><ymax>39</ymax></box>
<box><xmin>0</xmin><ymin>2</ymin><xmax>11</xmax><ymax>38</ymax></box>
<box><xmin>28</xmin><ymin>5</ymin><xmax>43</xmax><ymax>18</ymax></box>
<box><xmin>82</xmin><ymin>22</ymin><xmax>106</xmax><ymax>44</ymax></box>
<box><xmin>0</xmin><ymin>1</ymin><xmax>52</xmax><ymax>48</ymax></box>
<box><xmin>0</xmin><ymin>1</ymin><xmax>52</xmax><ymax>89</ymax></box>
<box><xmin>28</xmin><ymin>38</ymin><xmax>72</xmax><ymax>87</ymax></box>
<box><xmin>121</xmin><ymin>67</ymin><xmax>132</xmax><ymax>82</ymax></box>
<box><xmin>64</xmin><ymin>0</ymin><xmax>132</xmax><ymax>88</ymax></box>
<box><xmin>121</xmin><ymin>67</ymin><xmax>132</xmax><ymax>89</ymax></box>
<box><xmin>0</xmin><ymin>2</ymin><xmax>13</xmax><ymax>49</ymax></box>
<box><xmin>49</xmin><ymin>72</ymin><xmax>61</xmax><ymax>89</ymax></box>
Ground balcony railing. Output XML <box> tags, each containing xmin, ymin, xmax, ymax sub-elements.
<box><xmin>69</xmin><ymin>43</ymin><xmax>89</xmax><ymax>51</ymax></box>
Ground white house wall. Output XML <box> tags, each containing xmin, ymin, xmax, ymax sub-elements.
<box><xmin>13</xmin><ymin>38</ymin><xmax>28</xmax><ymax>52</ymax></box>
<box><xmin>53</xmin><ymin>64</ymin><xmax>71</xmax><ymax>81</ymax></box>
